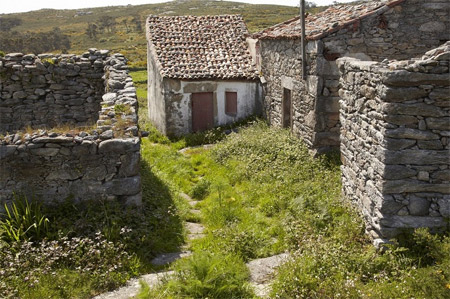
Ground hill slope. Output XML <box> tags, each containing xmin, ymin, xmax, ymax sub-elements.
<box><xmin>2</xmin><ymin>0</ymin><xmax>319</xmax><ymax>66</ymax></box>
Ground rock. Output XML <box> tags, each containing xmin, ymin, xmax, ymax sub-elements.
<box><xmin>380</xmin><ymin>87</ymin><xmax>429</xmax><ymax>102</ymax></box>
<box><xmin>380</xmin><ymin>197</ymin><xmax>404</xmax><ymax>215</ymax></box>
<box><xmin>431</xmin><ymin>170</ymin><xmax>450</xmax><ymax>181</ymax></box>
<box><xmin>0</xmin><ymin>145</ymin><xmax>17</xmax><ymax>159</ymax></box>
<box><xmin>151</xmin><ymin>251</ymin><xmax>192</xmax><ymax>266</ymax></box>
<box><xmin>419</xmin><ymin>21</ymin><xmax>446</xmax><ymax>32</ymax></box>
<box><xmin>384</xmin><ymin>150</ymin><xmax>449</xmax><ymax>165</ymax></box>
<box><xmin>382</xmin><ymin>102</ymin><xmax>446</xmax><ymax>117</ymax></box>
<box><xmin>383</xmin><ymin>180</ymin><xmax>449</xmax><ymax>193</ymax></box>
<box><xmin>383</xmin><ymin>165</ymin><xmax>416</xmax><ymax>180</ymax></box>
<box><xmin>408</xmin><ymin>197</ymin><xmax>430</xmax><ymax>216</ymax></box>
<box><xmin>384</xmin><ymin>138</ymin><xmax>416</xmax><ymax>150</ymax></box>
<box><xmin>426</xmin><ymin>117</ymin><xmax>450</xmax><ymax>130</ymax></box>
<box><xmin>417</xmin><ymin>140</ymin><xmax>444</xmax><ymax>150</ymax></box>
<box><xmin>385</xmin><ymin>128</ymin><xmax>439</xmax><ymax>140</ymax></box>
<box><xmin>247</xmin><ymin>253</ymin><xmax>290</xmax><ymax>284</ymax></box>
<box><xmin>100</xmin><ymin>130</ymin><xmax>114</xmax><ymax>140</ymax></box>
<box><xmin>12</xmin><ymin>91</ymin><xmax>27</xmax><ymax>99</ymax></box>
<box><xmin>437</xmin><ymin>198</ymin><xmax>450</xmax><ymax>217</ymax></box>
<box><xmin>383</xmin><ymin>70</ymin><xmax>450</xmax><ymax>87</ymax></box>
<box><xmin>118</xmin><ymin>152</ymin><xmax>140</xmax><ymax>177</ymax></box>
<box><xmin>380</xmin><ymin>216</ymin><xmax>446</xmax><ymax>228</ymax></box>
<box><xmin>105</xmin><ymin>176</ymin><xmax>141</xmax><ymax>196</ymax></box>
<box><xmin>98</xmin><ymin>138</ymin><xmax>139</xmax><ymax>154</ymax></box>
<box><xmin>29</xmin><ymin>147</ymin><xmax>59</xmax><ymax>156</ymax></box>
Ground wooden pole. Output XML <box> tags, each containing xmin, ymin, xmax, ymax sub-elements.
<box><xmin>300</xmin><ymin>0</ymin><xmax>307</xmax><ymax>80</ymax></box>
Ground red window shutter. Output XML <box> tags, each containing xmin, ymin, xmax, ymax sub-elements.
<box><xmin>225</xmin><ymin>92</ymin><xmax>237</xmax><ymax>115</ymax></box>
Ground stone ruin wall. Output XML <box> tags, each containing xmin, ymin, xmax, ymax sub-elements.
<box><xmin>0</xmin><ymin>49</ymin><xmax>142</xmax><ymax>207</ymax></box>
<box><xmin>317</xmin><ymin>0</ymin><xmax>450</xmax><ymax>152</ymax></box>
<box><xmin>0</xmin><ymin>52</ymin><xmax>106</xmax><ymax>134</ymax></box>
<box><xmin>338</xmin><ymin>43</ymin><xmax>449</xmax><ymax>240</ymax></box>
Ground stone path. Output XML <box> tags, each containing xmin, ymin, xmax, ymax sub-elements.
<box><xmin>247</xmin><ymin>253</ymin><xmax>290</xmax><ymax>298</ymax></box>
<box><xmin>93</xmin><ymin>271</ymin><xmax>174</xmax><ymax>299</ymax></box>
<box><xmin>178</xmin><ymin>144</ymin><xmax>215</xmax><ymax>156</ymax></box>
<box><xmin>94</xmin><ymin>189</ymin><xmax>288</xmax><ymax>298</ymax></box>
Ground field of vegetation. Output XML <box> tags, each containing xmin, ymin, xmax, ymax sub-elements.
<box><xmin>0</xmin><ymin>67</ymin><xmax>449</xmax><ymax>298</ymax></box>
<box><xmin>1</xmin><ymin>1</ymin><xmax>449</xmax><ymax>296</ymax></box>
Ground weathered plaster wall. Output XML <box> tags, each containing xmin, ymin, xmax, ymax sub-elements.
<box><xmin>162</xmin><ymin>79</ymin><xmax>262</xmax><ymax>136</ymax></box>
<box><xmin>0</xmin><ymin>49</ymin><xmax>141</xmax><ymax>207</ymax></box>
<box><xmin>338</xmin><ymin>43</ymin><xmax>449</xmax><ymax>240</ymax></box>
<box><xmin>147</xmin><ymin>41</ymin><xmax>166</xmax><ymax>135</ymax></box>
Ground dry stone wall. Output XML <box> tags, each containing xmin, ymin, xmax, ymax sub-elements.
<box><xmin>0</xmin><ymin>51</ymin><xmax>108</xmax><ymax>134</ymax></box>
<box><xmin>259</xmin><ymin>39</ymin><xmax>320</xmax><ymax>148</ymax></box>
<box><xmin>338</xmin><ymin>43</ymin><xmax>450</xmax><ymax>240</ymax></box>
<box><xmin>0</xmin><ymin>49</ymin><xmax>141</xmax><ymax>207</ymax></box>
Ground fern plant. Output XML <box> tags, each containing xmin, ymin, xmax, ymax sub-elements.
<box><xmin>0</xmin><ymin>194</ymin><xmax>49</xmax><ymax>243</ymax></box>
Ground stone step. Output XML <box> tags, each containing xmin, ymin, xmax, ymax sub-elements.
<box><xmin>150</xmin><ymin>251</ymin><xmax>192</xmax><ymax>266</ymax></box>
<box><xmin>93</xmin><ymin>271</ymin><xmax>174</xmax><ymax>299</ymax></box>
<box><xmin>185</xmin><ymin>221</ymin><xmax>205</xmax><ymax>240</ymax></box>
<box><xmin>246</xmin><ymin>253</ymin><xmax>290</xmax><ymax>298</ymax></box>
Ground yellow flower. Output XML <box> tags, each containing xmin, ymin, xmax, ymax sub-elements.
<box><xmin>446</xmin><ymin>283</ymin><xmax>450</xmax><ymax>289</ymax></box>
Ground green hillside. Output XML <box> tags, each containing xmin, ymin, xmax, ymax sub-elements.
<box><xmin>1</xmin><ymin>0</ymin><xmax>319</xmax><ymax>67</ymax></box>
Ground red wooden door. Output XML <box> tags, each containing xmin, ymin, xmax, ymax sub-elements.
<box><xmin>192</xmin><ymin>92</ymin><xmax>214</xmax><ymax>132</ymax></box>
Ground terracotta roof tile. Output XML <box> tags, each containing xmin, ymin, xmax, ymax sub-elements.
<box><xmin>146</xmin><ymin>15</ymin><xmax>258</xmax><ymax>80</ymax></box>
<box><xmin>255</xmin><ymin>0</ymin><xmax>405</xmax><ymax>40</ymax></box>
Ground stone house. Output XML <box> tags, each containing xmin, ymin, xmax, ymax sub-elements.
<box><xmin>146</xmin><ymin>15</ymin><xmax>261</xmax><ymax>136</ymax></box>
<box><xmin>255</xmin><ymin>0</ymin><xmax>449</xmax><ymax>153</ymax></box>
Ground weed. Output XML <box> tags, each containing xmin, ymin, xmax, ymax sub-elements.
<box><xmin>138</xmin><ymin>251</ymin><xmax>253</xmax><ymax>299</ymax></box>
<box><xmin>190</xmin><ymin>178</ymin><xmax>211</xmax><ymax>200</ymax></box>
<box><xmin>0</xmin><ymin>194</ymin><xmax>49</xmax><ymax>243</ymax></box>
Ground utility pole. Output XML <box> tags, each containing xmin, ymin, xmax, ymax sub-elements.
<box><xmin>300</xmin><ymin>0</ymin><xmax>307</xmax><ymax>80</ymax></box>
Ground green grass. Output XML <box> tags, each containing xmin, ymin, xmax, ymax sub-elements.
<box><xmin>136</xmin><ymin>118</ymin><xmax>450</xmax><ymax>298</ymax></box>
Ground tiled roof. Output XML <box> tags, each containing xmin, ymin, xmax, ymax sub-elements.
<box><xmin>255</xmin><ymin>0</ymin><xmax>405</xmax><ymax>40</ymax></box>
<box><xmin>146</xmin><ymin>15</ymin><xmax>258</xmax><ymax>80</ymax></box>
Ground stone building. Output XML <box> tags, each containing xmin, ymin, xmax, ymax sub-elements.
<box><xmin>146</xmin><ymin>15</ymin><xmax>262</xmax><ymax>136</ymax></box>
<box><xmin>255</xmin><ymin>0</ymin><xmax>449</xmax><ymax>153</ymax></box>
<box><xmin>338</xmin><ymin>43</ymin><xmax>449</xmax><ymax>240</ymax></box>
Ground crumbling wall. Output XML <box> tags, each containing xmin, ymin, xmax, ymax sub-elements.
<box><xmin>0</xmin><ymin>52</ymin><xmax>107</xmax><ymax>134</ymax></box>
<box><xmin>0</xmin><ymin>49</ymin><xmax>141</xmax><ymax>206</ymax></box>
<box><xmin>338</xmin><ymin>43</ymin><xmax>449</xmax><ymax>240</ymax></box>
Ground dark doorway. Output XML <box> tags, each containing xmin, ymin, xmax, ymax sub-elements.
<box><xmin>192</xmin><ymin>92</ymin><xmax>214</xmax><ymax>132</ymax></box>
<box><xmin>282</xmin><ymin>88</ymin><xmax>292</xmax><ymax>129</ymax></box>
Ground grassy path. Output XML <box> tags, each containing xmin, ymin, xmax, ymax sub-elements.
<box><xmin>128</xmin><ymin>70</ymin><xmax>449</xmax><ymax>299</ymax></box>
